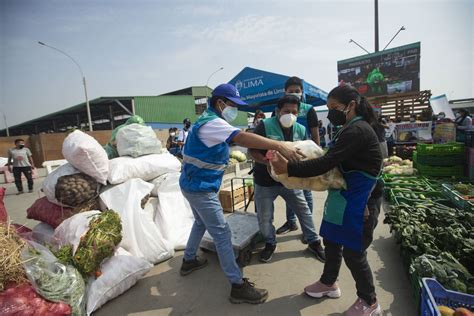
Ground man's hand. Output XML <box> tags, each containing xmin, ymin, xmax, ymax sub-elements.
<box><xmin>277</xmin><ymin>142</ymin><xmax>306</xmax><ymax>164</ymax></box>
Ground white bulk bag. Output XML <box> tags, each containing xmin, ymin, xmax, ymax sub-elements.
<box><xmin>54</xmin><ymin>211</ymin><xmax>101</xmax><ymax>252</ymax></box>
<box><xmin>269</xmin><ymin>140</ymin><xmax>346</xmax><ymax>191</ymax></box>
<box><xmin>42</xmin><ymin>163</ymin><xmax>81</xmax><ymax>206</ymax></box>
<box><xmin>108</xmin><ymin>153</ymin><xmax>181</xmax><ymax>185</ymax></box>
<box><xmin>62</xmin><ymin>130</ymin><xmax>109</xmax><ymax>185</ymax></box>
<box><xmin>100</xmin><ymin>178</ymin><xmax>174</xmax><ymax>264</ymax></box>
<box><xmin>116</xmin><ymin>123</ymin><xmax>162</xmax><ymax>158</ymax></box>
<box><xmin>154</xmin><ymin>172</ymin><xmax>194</xmax><ymax>250</ymax></box>
<box><xmin>86</xmin><ymin>248</ymin><xmax>152</xmax><ymax>315</ymax></box>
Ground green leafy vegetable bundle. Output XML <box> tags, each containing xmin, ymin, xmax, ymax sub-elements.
<box><xmin>73</xmin><ymin>210</ymin><xmax>122</xmax><ymax>277</ymax></box>
<box><xmin>384</xmin><ymin>200</ymin><xmax>474</xmax><ymax>293</ymax></box>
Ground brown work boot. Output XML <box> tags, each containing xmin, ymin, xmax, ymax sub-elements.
<box><xmin>230</xmin><ymin>278</ymin><xmax>268</xmax><ymax>304</ymax></box>
<box><xmin>180</xmin><ymin>256</ymin><xmax>208</xmax><ymax>276</ymax></box>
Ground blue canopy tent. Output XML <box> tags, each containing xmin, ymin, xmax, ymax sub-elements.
<box><xmin>227</xmin><ymin>67</ymin><xmax>328</xmax><ymax>113</ymax></box>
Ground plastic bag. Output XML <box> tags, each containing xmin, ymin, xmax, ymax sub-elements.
<box><xmin>108</xmin><ymin>153</ymin><xmax>181</xmax><ymax>185</ymax></box>
<box><xmin>22</xmin><ymin>241</ymin><xmax>86</xmax><ymax>316</ymax></box>
<box><xmin>42</xmin><ymin>163</ymin><xmax>81</xmax><ymax>206</ymax></box>
<box><xmin>62</xmin><ymin>130</ymin><xmax>109</xmax><ymax>185</ymax></box>
<box><xmin>268</xmin><ymin>140</ymin><xmax>346</xmax><ymax>191</ymax></box>
<box><xmin>116</xmin><ymin>123</ymin><xmax>162</xmax><ymax>158</ymax></box>
<box><xmin>100</xmin><ymin>179</ymin><xmax>174</xmax><ymax>263</ymax></box>
<box><xmin>104</xmin><ymin>115</ymin><xmax>146</xmax><ymax>159</ymax></box>
<box><xmin>85</xmin><ymin>248</ymin><xmax>152</xmax><ymax>315</ymax></box>
<box><xmin>0</xmin><ymin>283</ymin><xmax>72</xmax><ymax>316</ymax></box>
<box><xmin>154</xmin><ymin>172</ymin><xmax>194</xmax><ymax>250</ymax></box>
<box><xmin>27</xmin><ymin>197</ymin><xmax>77</xmax><ymax>228</ymax></box>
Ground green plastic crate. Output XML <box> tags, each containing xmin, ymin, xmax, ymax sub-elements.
<box><xmin>415</xmin><ymin>154</ymin><xmax>464</xmax><ymax>166</ymax></box>
<box><xmin>416</xmin><ymin>142</ymin><xmax>464</xmax><ymax>156</ymax></box>
<box><xmin>441</xmin><ymin>183</ymin><xmax>474</xmax><ymax>211</ymax></box>
<box><xmin>415</xmin><ymin>163</ymin><xmax>464</xmax><ymax>178</ymax></box>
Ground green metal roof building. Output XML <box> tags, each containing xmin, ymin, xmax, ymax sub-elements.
<box><xmin>1</xmin><ymin>86</ymin><xmax>248</xmax><ymax>136</ymax></box>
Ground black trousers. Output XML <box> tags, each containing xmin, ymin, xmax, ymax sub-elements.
<box><xmin>13</xmin><ymin>166</ymin><xmax>34</xmax><ymax>192</ymax></box>
<box><xmin>320</xmin><ymin>180</ymin><xmax>383</xmax><ymax>306</ymax></box>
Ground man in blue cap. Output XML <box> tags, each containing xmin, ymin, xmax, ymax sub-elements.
<box><xmin>179</xmin><ymin>83</ymin><xmax>303</xmax><ymax>304</ymax></box>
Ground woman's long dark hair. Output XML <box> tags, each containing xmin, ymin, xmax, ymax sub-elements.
<box><xmin>327</xmin><ymin>84</ymin><xmax>378</xmax><ymax>126</ymax></box>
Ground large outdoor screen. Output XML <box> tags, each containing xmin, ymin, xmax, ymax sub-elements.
<box><xmin>337</xmin><ymin>42</ymin><xmax>420</xmax><ymax>97</ymax></box>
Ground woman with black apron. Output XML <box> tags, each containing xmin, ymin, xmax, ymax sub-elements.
<box><xmin>270</xmin><ymin>84</ymin><xmax>383</xmax><ymax>316</ymax></box>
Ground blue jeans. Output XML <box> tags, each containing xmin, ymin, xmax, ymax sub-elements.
<box><xmin>181</xmin><ymin>189</ymin><xmax>243</xmax><ymax>284</ymax></box>
<box><xmin>254</xmin><ymin>184</ymin><xmax>320</xmax><ymax>246</ymax></box>
<box><xmin>286</xmin><ymin>190</ymin><xmax>313</xmax><ymax>225</ymax></box>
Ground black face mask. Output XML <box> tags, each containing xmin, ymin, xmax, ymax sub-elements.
<box><xmin>327</xmin><ymin>109</ymin><xmax>347</xmax><ymax>126</ymax></box>
<box><xmin>18</xmin><ymin>145</ymin><xmax>25</xmax><ymax>149</ymax></box>
<box><xmin>185</xmin><ymin>123</ymin><xmax>191</xmax><ymax>129</ymax></box>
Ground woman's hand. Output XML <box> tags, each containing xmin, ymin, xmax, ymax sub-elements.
<box><xmin>269</xmin><ymin>152</ymin><xmax>289</xmax><ymax>175</ymax></box>
<box><xmin>277</xmin><ymin>142</ymin><xmax>306</xmax><ymax>164</ymax></box>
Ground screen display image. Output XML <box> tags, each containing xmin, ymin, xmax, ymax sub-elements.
<box><xmin>337</xmin><ymin>42</ymin><xmax>420</xmax><ymax>97</ymax></box>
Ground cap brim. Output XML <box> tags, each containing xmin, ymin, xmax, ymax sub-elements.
<box><xmin>227</xmin><ymin>96</ymin><xmax>247</xmax><ymax>106</ymax></box>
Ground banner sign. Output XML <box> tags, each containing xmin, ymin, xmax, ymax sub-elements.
<box><xmin>338</xmin><ymin>42</ymin><xmax>420</xmax><ymax>97</ymax></box>
<box><xmin>395</xmin><ymin>121</ymin><xmax>432</xmax><ymax>143</ymax></box>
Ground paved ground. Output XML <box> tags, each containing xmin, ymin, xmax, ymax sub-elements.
<box><xmin>3</xmin><ymin>172</ymin><xmax>417</xmax><ymax>316</ymax></box>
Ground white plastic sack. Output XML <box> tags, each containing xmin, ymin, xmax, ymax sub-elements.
<box><xmin>62</xmin><ymin>130</ymin><xmax>109</xmax><ymax>185</ymax></box>
<box><xmin>154</xmin><ymin>172</ymin><xmax>194</xmax><ymax>250</ymax></box>
<box><xmin>100</xmin><ymin>179</ymin><xmax>174</xmax><ymax>264</ymax></box>
<box><xmin>269</xmin><ymin>140</ymin><xmax>346</xmax><ymax>191</ymax></box>
<box><xmin>42</xmin><ymin>163</ymin><xmax>80</xmax><ymax>206</ymax></box>
<box><xmin>116</xmin><ymin>123</ymin><xmax>162</xmax><ymax>158</ymax></box>
<box><xmin>31</xmin><ymin>222</ymin><xmax>55</xmax><ymax>244</ymax></box>
<box><xmin>108</xmin><ymin>153</ymin><xmax>181</xmax><ymax>185</ymax></box>
<box><xmin>54</xmin><ymin>211</ymin><xmax>101</xmax><ymax>252</ymax></box>
<box><xmin>86</xmin><ymin>247</ymin><xmax>152</xmax><ymax>315</ymax></box>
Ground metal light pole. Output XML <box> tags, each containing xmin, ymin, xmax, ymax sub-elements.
<box><xmin>383</xmin><ymin>26</ymin><xmax>406</xmax><ymax>51</ymax></box>
<box><xmin>1</xmin><ymin>111</ymin><xmax>9</xmax><ymax>136</ymax></box>
<box><xmin>205</xmin><ymin>67</ymin><xmax>224</xmax><ymax>99</ymax></box>
<box><xmin>38</xmin><ymin>41</ymin><xmax>93</xmax><ymax>131</ymax></box>
<box><xmin>375</xmin><ymin>0</ymin><xmax>379</xmax><ymax>52</ymax></box>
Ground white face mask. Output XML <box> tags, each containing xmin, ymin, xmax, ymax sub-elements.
<box><xmin>170</xmin><ymin>132</ymin><xmax>176</xmax><ymax>137</ymax></box>
<box><xmin>279</xmin><ymin>113</ymin><xmax>297</xmax><ymax>128</ymax></box>
<box><xmin>222</xmin><ymin>105</ymin><xmax>238</xmax><ymax>122</ymax></box>
<box><xmin>287</xmin><ymin>92</ymin><xmax>302</xmax><ymax>100</ymax></box>
<box><xmin>455</xmin><ymin>113</ymin><xmax>461</xmax><ymax>119</ymax></box>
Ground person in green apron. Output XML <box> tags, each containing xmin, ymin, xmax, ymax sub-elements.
<box><xmin>269</xmin><ymin>84</ymin><xmax>383</xmax><ymax>316</ymax></box>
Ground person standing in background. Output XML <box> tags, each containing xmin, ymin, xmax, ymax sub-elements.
<box><xmin>166</xmin><ymin>127</ymin><xmax>180</xmax><ymax>155</ymax></box>
<box><xmin>178</xmin><ymin>118</ymin><xmax>192</xmax><ymax>148</ymax></box>
<box><xmin>454</xmin><ymin>108</ymin><xmax>472</xmax><ymax>142</ymax></box>
<box><xmin>276</xmin><ymin>76</ymin><xmax>320</xmax><ymax>236</ymax></box>
<box><xmin>385</xmin><ymin>118</ymin><xmax>396</xmax><ymax>156</ymax></box>
<box><xmin>7</xmin><ymin>139</ymin><xmax>35</xmax><ymax>195</ymax></box>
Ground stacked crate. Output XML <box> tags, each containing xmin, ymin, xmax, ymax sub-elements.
<box><xmin>413</xmin><ymin>143</ymin><xmax>465</xmax><ymax>178</ymax></box>
<box><xmin>466</xmin><ymin>131</ymin><xmax>474</xmax><ymax>181</ymax></box>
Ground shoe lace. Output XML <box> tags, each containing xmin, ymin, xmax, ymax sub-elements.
<box><xmin>242</xmin><ymin>278</ymin><xmax>255</xmax><ymax>287</ymax></box>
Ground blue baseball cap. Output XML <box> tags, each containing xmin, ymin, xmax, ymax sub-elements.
<box><xmin>212</xmin><ymin>84</ymin><xmax>247</xmax><ymax>106</ymax></box>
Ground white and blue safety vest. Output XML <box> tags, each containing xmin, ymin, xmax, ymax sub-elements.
<box><xmin>179</xmin><ymin>108</ymin><xmax>232</xmax><ymax>193</ymax></box>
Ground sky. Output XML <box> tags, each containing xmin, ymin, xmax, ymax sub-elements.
<box><xmin>0</xmin><ymin>0</ymin><xmax>473</xmax><ymax>128</ymax></box>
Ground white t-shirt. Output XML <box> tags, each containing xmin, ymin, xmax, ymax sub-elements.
<box><xmin>198</xmin><ymin>118</ymin><xmax>241</xmax><ymax>147</ymax></box>
<box><xmin>178</xmin><ymin>129</ymin><xmax>189</xmax><ymax>143</ymax></box>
